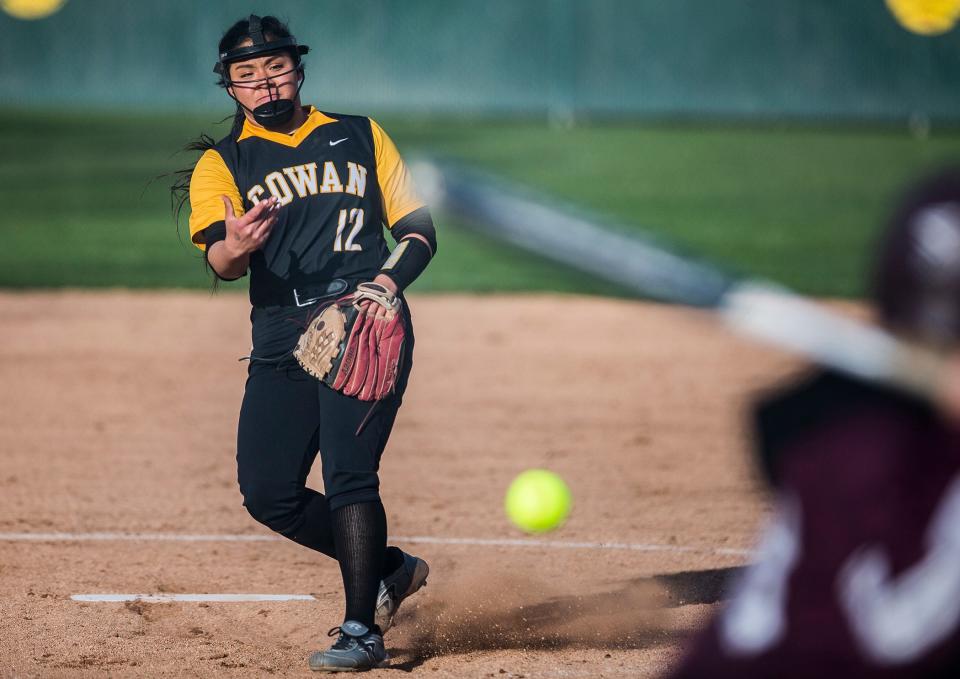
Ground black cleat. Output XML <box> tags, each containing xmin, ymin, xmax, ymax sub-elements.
<box><xmin>308</xmin><ymin>621</ymin><xmax>389</xmax><ymax>672</ymax></box>
<box><xmin>375</xmin><ymin>550</ymin><xmax>430</xmax><ymax>633</ymax></box>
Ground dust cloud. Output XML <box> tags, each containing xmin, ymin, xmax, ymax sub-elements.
<box><xmin>390</xmin><ymin>566</ymin><xmax>680</xmax><ymax>660</ymax></box>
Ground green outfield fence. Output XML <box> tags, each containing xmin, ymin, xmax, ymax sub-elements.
<box><xmin>1</xmin><ymin>0</ymin><xmax>959</xmax><ymax>121</ymax></box>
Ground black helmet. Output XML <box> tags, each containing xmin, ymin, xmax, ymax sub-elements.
<box><xmin>214</xmin><ymin>14</ymin><xmax>309</xmax><ymax>82</ymax></box>
<box><xmin>214</xmin><ymin>15</ymin><xmax>310</xmax><ymax>129</ymax></box>
<box><xmin>872</xmin><ymin>167</ymin><xmax>960</xmax><ymax>347</ymax></box>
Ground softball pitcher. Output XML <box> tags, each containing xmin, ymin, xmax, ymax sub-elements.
<box><xmin>173</xmin><ymin>14</ymin><xmax>435</xmax><ymax>672</ymax></box>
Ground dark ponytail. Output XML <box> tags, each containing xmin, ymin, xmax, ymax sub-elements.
<box><xmin>169</xmin><ymin>105</ymin><xmax>244</xmax><ymax>233</ymax></box>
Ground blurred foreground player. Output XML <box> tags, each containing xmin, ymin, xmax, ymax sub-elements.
<box><xmin>667</xmin><ymin>169</ymin><xmax>960</xmax><ymax>678</ymax></box>
<box><xmin>172</xmin><ymin>15</ymin><xmax>433</xmax><ymax>672</ymax></box>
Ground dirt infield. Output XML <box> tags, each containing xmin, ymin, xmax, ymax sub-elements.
<box><xmin>0</xmin><ymin>291</ymin><xmax>800</xmax><ymax>678</ymax></box>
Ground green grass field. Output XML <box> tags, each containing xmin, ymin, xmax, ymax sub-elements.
<box><xmin>2</xmin><ymin>108</ymin><xmax>959</xmax><ymax>297</ymax></box>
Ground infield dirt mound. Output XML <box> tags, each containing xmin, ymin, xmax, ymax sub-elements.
<box><xmin>0</xmin><ymin>290</ymin><xmax>810</xmax><ymax>677</ymax></box>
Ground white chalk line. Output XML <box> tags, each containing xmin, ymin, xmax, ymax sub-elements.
<box><xmin>71</xmin><ymin>593</ymin><xmax>316</xmax><ymax>603</ymax></box>
<box><xmin>0</xmin><ymin>531</ymin><xmax>750</xmax><ymax>556</ymax></box>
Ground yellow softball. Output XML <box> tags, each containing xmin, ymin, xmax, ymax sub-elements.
<box><xmin>886</xmin><ymin>0</ymin><xmax>960</xmax><ymax>35</ymax></box>
<box><xmin>505</xmin><ymin>469</ymin><xmax>573</xmax><ymax>534</ymax></box>
<box><xmin>1</xmin><ymin>0</ymin><xmax>67</xmax><ymax>20</ymax></box>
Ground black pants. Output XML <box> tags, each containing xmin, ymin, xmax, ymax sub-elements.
<box><xmin>236</xmin><ymin>304</ymin><xmax>413</xmax><ymax>541</ymax></box>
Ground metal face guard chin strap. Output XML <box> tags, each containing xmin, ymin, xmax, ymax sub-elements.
<box><xmin>214</xmin><ymin>14</ymin><xmax>310</xmax><ymax>130</ymax></box>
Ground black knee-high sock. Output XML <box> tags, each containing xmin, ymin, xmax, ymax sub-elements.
<box><xmin>286</xmin><ymin>491</ymin><xmax>404</xmax><ymax>576</ymax></box>
<box><xmin>332</xmin><ymin>500</ymin><xmax>387</xmax><ymax>629</ymax></box>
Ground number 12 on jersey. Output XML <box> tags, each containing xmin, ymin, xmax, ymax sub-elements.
<box><xmin>334</xmin><ymin>208</ymin><xmax>364</xmax><ymax>252</ymax></box>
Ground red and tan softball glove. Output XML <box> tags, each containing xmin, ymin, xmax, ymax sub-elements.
<box><xmin>293</xmin><ymin>282</ymin><xmax>406</xmax><ymax>401</ymax></box>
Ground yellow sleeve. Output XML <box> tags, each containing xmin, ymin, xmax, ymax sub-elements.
<box><xmin>188</xmin><ymin>149</ymin><xmax>244</xmax><ymax>251</ymax></box>
<box><xmin>370</xmin><ymin>119</ymin><xmax>426</xmax><ymax>228</ymax></box>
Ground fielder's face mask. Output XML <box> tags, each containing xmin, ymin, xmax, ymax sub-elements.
<box><xmin>214</xmin><ymin>14</ymin><xmax>310</xmax><ymax>129</ymax></box>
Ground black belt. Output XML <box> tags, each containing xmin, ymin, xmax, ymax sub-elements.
<box><xmin>252</xmin><ymin>278</ymin><xmax>351</xmax><ymax>308</ymax></box>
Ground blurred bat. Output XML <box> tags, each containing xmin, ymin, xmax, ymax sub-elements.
<box><xmin>412</xmin><ymin>160</ymin><xmax>953</xmax><ymax>404</ymax></box>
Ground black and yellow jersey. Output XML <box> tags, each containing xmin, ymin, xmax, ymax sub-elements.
<box><xmin>188</xmin><ymin>107</ymin><xmax>424</xmax><ymax>306</ymax></box>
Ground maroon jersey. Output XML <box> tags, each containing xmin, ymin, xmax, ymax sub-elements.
<box><xmin>667</xmin><ymin>372</ymin><xmax>960</xmax><ymax>678</ymax></box>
